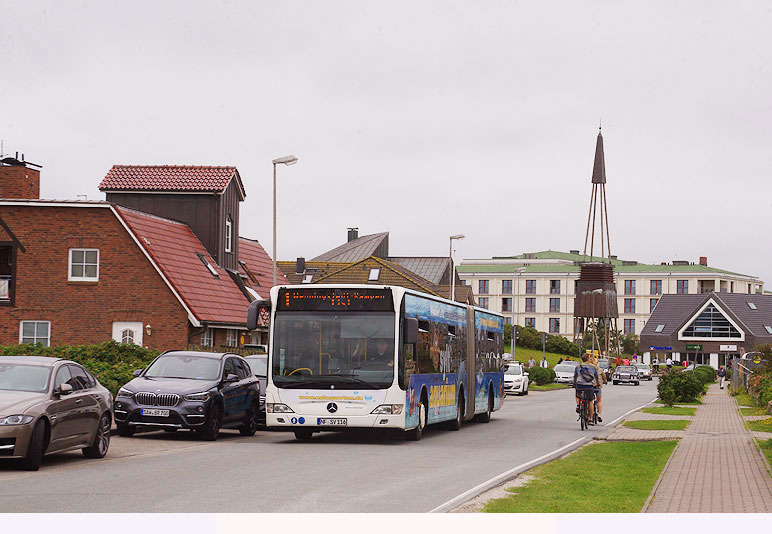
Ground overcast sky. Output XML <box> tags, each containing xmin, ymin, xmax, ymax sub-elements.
<box><xmin>2</xmin><ymin>1</ymin><xmax>771</xmax><ymax>285</ymax></box>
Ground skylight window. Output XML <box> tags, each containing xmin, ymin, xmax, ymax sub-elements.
<box><xmin>765</xmin><ymin>326</ymin><xmax>772</xmax><ymax>335</ymax></box>
<box><xmin>302</xmin><ymin>274</ymin><xmax>313</xmax><ymax>283</ymax></box>
<box><xmin>655</xmin><ymin>324</ymin><xmax>665</xmax><ymax>333</ymax></box>
<box><xmin>196</xmin><ymin>253</ymin><xmax>219</xmax><ymax>278</ymax></box>
<box><xmin>368</xmin><ymin>268</ymin><xmax>380</xmax><ymax>281</ymax></box>
<box><xmin>747</xmin><ymin>302</ymin><xmax>757</xmax><ymax>310</ymax></box>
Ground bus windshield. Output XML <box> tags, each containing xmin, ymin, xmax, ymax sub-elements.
<box><xmin>272</xmin><ymin>312</ymin><xmax>395</xmax><ymax>389</ymax></box>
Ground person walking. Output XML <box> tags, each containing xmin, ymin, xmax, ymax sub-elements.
<box><xmin>666</xmin><ymin>357</ymin><xmax>673</xmax><ymax>371</ymax></box>
<box><xmin>540</xmin><ymin>356</ymin><xmax>548</xmax><ymax>368</ymax></box>
<box><xmin>717</xmin><ymin>366</ymin><xmax>727</xmax><ymax>389</ymax></box>
<box><xmin>528</xmin><ymin>356</ymin><xmax>536</xmax><ymax>368</ymax></box>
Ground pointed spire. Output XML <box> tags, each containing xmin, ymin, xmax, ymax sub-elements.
<box><xmin>591</xmin><ymin>130</ymin><xmax>606</xmax><ymax>184</ymax></box>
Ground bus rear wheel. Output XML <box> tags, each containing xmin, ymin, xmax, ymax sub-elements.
<box><xmin>406</xmin><ymin>402</ymin><xmax>426</xmax><ymax>441</ymax></box>
<box><xmin>476</xmin><ymin>391</ymin><xmax>493</xmax><ymax>423</ymax></box>
<box><xmin>445</xmin><ymin>394</ymin><xmax>464</xmax><ymax>431</ymax></box>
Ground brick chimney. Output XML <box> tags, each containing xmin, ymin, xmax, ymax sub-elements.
<box><xmin>699</xmin><ymin>256</ymin><xmax>708</xmax><ymax>266</ymax></box>
<box><xmin>0</xmin><ymin>154</ymin><xmax>40</xmax><ymax>199</ymax></box>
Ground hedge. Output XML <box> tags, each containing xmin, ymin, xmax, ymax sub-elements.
<box><xmin>657</xmin><ymin>370</ymin><xmax>703</xmax><ymax>405</ymax></box>
<box><xmin>0</xmin><ymin>341</ymin><xmax>160</xmax><ymax>396</ymax></box>
<box><xmin>505</xmin><ymin>325</ymin><xmax>581</xmax><ymax>358</ymax></box>
<box><xmin>527</xmin><ymin>367</ymin><xmax>556</xmax><ymax>385</ymax></box>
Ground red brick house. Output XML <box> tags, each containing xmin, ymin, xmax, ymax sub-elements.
<box><xmin>0</xmin><ymin>159</ymin><xmax>285</xmax><ymax>350</ymax></box>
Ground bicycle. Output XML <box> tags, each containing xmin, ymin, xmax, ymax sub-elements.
<box><xmin>577</xmin><ymin>388</ymin><xmax>594</xmax><ymax>430</ymax></box>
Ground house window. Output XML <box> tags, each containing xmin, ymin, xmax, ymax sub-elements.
<box><xmin>550</xmin><ymin>280</ymin><xmax>560</xmax><ymax>294</ymax></box>
<box><xmin>650</xmin><ymin>280</ymin><xmax>662</xmax><ymax>295</ymax></box>
<box><xmin>655</xmin><ymin>324</ymin><xmax>665</xmax><ymax>333</ymax></box>
<box><xmin>478</xmin><ymin>297</ymin><xmax>489</xmax><ymax>309</ymax></box>
<box><xmin>677</xmin><ymin>280</ymin><xmax>689</xmax><ymax>294</ymax></box>
<box><xmin>549</xmin><ymin>298</ymin><xmax>560</xmax><ymax>313</ymax></box>
<box><xmin>525</xmin><ymin>298</ymin><xmax>536</xmax><ymax>312</ymax></box>
<box><xmin>69</xmin><ymin>249</ymin><xmax>99</xmax><ymax>281</ymax></box>
<box><xmin>226</xmin><ymin>329</ymin><xmax>238</xmax><ymax>348</ymax></box>
<box><xmin>368</xmin><ymin>268</ymin><xmax>380</xmax><ymax>281</ymax></box>
<box><xmin>502</xmin><ymin>298</ymin><xmax>512</xmax><ymax>312</ymax></box>
<box><xmin>549</xmin><ymin>318</ymin><xmax>560</xmax><ymax>334</ymax></box>
<box><xmin>201</xmin><ymin>328</ymin><xmax>214</xmax><ymax>347</ymax></box>
<box><xmin>225</xmin><ymin>217</ymin><xmax>233</xmax><ymax>253</ymax></box>
<box><xmin>478</xmin><ymin>280</ymin><xmax>489</xmax><ymax>294</ymax></box>
<box><xmin>624</xmin><ymin>280</ymin><xmax>636</xmax><ymax>295</ymax></box>
<box><xmin>624</xmin><ymin>298</ymin><xmax>636</xmax><ymax>313</ymax></box>
<box><xmin>525</xmin><ymin>317</ymin><xmax>536</xmax><ymax>328</ymax></box>
<box><xmin>624</xmin><ymin>319</ymin><xmax>635</xmax><ymax>334</ymax></box>
<box><xmin>650</xmin><ymin>298</ymin><xmax>659</xmax><ymax>312</ymax></box>
<box><xmin>525</xmin><ymin>280</ymin><xmax>536</xmax><ymax>294</ymax></box>
<box><xmin>502</xmin><ymin>280</ymin><xmax>513</xmax><ymax>294</ymax></box>
<box><xmin>682</xmin><ymin>304</ymin><xmax>741</xmax><ymax>338</ymax></box>
<box><xmin>112</xmin><ymin>322</ymin><xmax>143</xmax><ymax>345</ymax></box>
<box><xmin>20</xmin><ymin>321</ymin><xmax>50</xmax><ymax>347</ymax></box>
<box><xmin>121</xmin><ymin>329</ymin><xmax>134</xmax><ymax>344</ymax></box>
<box><xmin>0</xmin><ymin>244</ymin><xmax>15</xmax><ymax>305</ymax></box>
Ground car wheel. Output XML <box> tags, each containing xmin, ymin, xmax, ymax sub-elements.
<box><xmin>116</xmin><ymin>423</ymin><xmax>135</xmax><ymax>437</ymax></box>
<box><xmin>239</xmin><ymin>401</ymin><xmax>259</xmax><ymax>436</ymax></box>
<box><xmin>20</xmin><ymin>419</ymin><xmax>46</xmax><ymax>471</ymax></box>
<box><xmin>635</xmin><ymin>381</ymin><xmax>640</xmax><ymax>386</ymax></box>
<box><xmin>83</xmin><ymin>413</ymin><xmax>111</xmax><ymax>459</ymax></box>
<box><xmin>524</xmin><ymin>385</ymin><xmax>529</xmax><ymax>395</ymax></box>
<box><xmin>200</xmin><ymin>403</ymin><xmax>222</xmax><ymax>441</ymax></box>
<box><xmin>613</xmin><ymin>380</ymin><xmax>618</xmax><ymax>385</ymax></box>
<box><xmin>406</xmin><ymin>402</ymin><xmax>426</xmax><ymax>441</ymax></box>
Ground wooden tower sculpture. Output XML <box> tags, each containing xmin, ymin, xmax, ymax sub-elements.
<box><xmin>573</xmin><ymin>128</ymin><xmax>621</xmax><ymax>358</ymax></box>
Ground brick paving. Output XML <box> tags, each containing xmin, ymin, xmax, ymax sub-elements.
<box><xmin>606</xmin><ymin>427</ymin><xmax>685</xmax><ymax>441</ymax></box>
<box><xmin>645</xmin><ymin>384</ymin><xmax>772</xmax><ymax>513</ymax></box>
<box><xmin>626</xmin><ymin>412</ymin><xmax>694</xmax><ymax>421</ymax></box>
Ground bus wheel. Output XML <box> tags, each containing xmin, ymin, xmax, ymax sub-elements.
<box><xmin>406</xmin><ymin>402</ymin><xmax>426</xmax><ymax>441</ymax></box>
<box><xmin>445</xmin><ymin>394</ymin><xmax>463</xmax><ymax>431</ymax></box>
<box><xmin>476</xmin><ymin>392</ymin><xmax>493</xmax><ymax>423</ymax></box>
<box><xmin>294</xmin><ymin>429</ymin><xmax>313</xmax><ymax>441</ymax></box>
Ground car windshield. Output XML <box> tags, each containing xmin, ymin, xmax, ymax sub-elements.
<box><xmin>245</xmin><ymin>355</ymin><xmax>268</xmax><ymax>377</ymax></box>
<box><xmin>143</xmin><ymin>355</ymin><xmax>221</xmax><ymax>380</ymax></box>
<box><xmin>617</xmin><ymin>366</ymin><xmax>636</xmax><ymax>372</ymax></box>
<box><xmin>272</xmin><ymin>311</ymin><xmax>395</xmax><ymax>389</ymax></box>
<box><xmin>504</xmin><ymin>365</ymin><xmax>522</xmax><ymax>375</ymax></box>
<box><xmin>636</xmin><ymin>365</ymin><xmax>651</xmax><ymax>370</ymax></box>
<box><xmin>598</xmin><ymin>360</ymin><xmax>609</xmax><ymax>368</ymax></box>
<box><xmin>0</xmin><ymin>363</ymin><xmax>52</xmax><ymax>393</ymax></box>
<box><xmin>554</xmin><ymin>364</ymin><xmax>574</xmax><ymax>373</ymax></box>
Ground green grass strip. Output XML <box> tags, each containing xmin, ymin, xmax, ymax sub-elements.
<box><xmin>642</xmin><ymin>406</ymin><xmax>697</xmax><ymax>416</ymax></box>
<box><xmin>483</xmin><ymin>440</ymin><xmax>678</xmax><ymax>513</ymax></box>
<box><xmin>741</xmin><ymin>406</ymin><xmax>768</xmax><ymax>416</ymax></box>
<box><xmin>529</xmin><ymin>383</ymin><xmax>570</xmax><ymax>391</ymax></box>
<box><xmin>758</xmin><ymin>439</ymin><xmax>772</xmax><ymax>472</ymax></box>
<box><xmin>653</xmin><ymin>398</ymin><xmax>701</xmax><ymax>405</ymax></box>
<box><xmin>622</xmin><ymin>419</ymin><xmax>690</xmax><ymax>431</ymax></box>
<box><xmin>748</xmin><ymin>418</ymin><xmax>772</xmax><ymax>433</ymax></box>
<box><xmin>733</xmin><ymin>392</ymin><xmax>754</xmax><ymax>407</ymax></box>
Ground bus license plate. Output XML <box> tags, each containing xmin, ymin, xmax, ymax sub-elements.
<box><xmin>141</xmin><ymin>408</ymin><xmax>170</xmax><ymax>417</ymax></box>
<box><xmin>317</xmin><ymin>418</ymin><xmax>347</xmax><ymax>426</ymax></box>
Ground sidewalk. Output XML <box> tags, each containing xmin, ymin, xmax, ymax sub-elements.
<box><xmin>644</xmin><ymin>383</ymin><xmax>772</xmax><ymax>513</ymax></box>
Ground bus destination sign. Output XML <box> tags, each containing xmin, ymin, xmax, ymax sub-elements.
<box><xmin>277</xmin><ymin>288</ymin><xmax>394</xmax><ymax>312</ymax></box>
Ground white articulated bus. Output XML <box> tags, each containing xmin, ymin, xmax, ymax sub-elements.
<box><xmin>246</xmin><ymin>285</ymin><xmax>505</xmax><ymax>441</ymax></box>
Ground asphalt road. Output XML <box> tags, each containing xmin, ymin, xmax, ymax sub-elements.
<box><xmin>0</xmin><ymin>379</ymin><xmax>658</xmax><ymax>512</ymax></box>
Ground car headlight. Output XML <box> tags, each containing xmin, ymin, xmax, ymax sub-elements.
<box><xmin>371</xmin><ymin>404</ymin><xmax>404</xmax><ymax>415</ymax></box>
<box><xmin>0</xmin><ymin>414</ymin><xmax>34</xmax><ymax>426</ymax></box>
<box><xmin>267</xmin><ymin>403</ymin><xmax>294</xmax><ymax>413</ymax></box>
<box><xmin>183</xmin><ymin>392</ymin><xmax>211</xmax><ymax>402</ymax></box>
<box><xmin>117</xmin><ymin>387</ymin><xmax>135</xmax><ymax>399</ymax></box>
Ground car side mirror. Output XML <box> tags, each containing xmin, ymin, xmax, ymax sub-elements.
<box><xmin>56</xmin><ymin>383</ymin><xmax>73</xmax><ymax>396</ymax></box>
<box><xmin>404</xmin><ymin>317</ymin><xmax>418</xmax><ymax>345</ymax></box>
<box><xmin>133</xmin><ymin>369</ymin><xmax>143</xmax><ymax>377</ymax></box>
<box><xmin>247</xmin><ymin>299</ymin><xmax>271</xmax><ymax>331</ymax></box>
<box><xmin>223</xmin><ymin>373</ymin><xmax>239</xmax><ymax>383</ymax></box>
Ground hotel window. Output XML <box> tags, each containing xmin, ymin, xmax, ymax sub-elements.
<box><xmin>677</xmin><ymin>280</ymin><xmax>689</xmax><ymax>294</ymax></box>
<box><xmin>650</xmin><ymin>298</ymin><xmax>659</xmax><ymax>312</ymax></box>
<box><xmin>624</xmin><ymin>319</ymin><xmax>635</xmax><ymax>334</ymax></box>
<box><xmin>504</xmin><ymin>317</ymin><xmax>511</xmax><ymax>325</ymax></box>
<box><xmin>479</xmin><ymin>280</ymin><xmax>489</xmax><ymax>294</ymax></box>
<box><xmin>478</xmin><ymin>297</ymin><xmax>489</xmax><ymax>309</ymax></box>
<box><xmin>20</xmin><ymin>321</ymin><xmax>50</xmax><ymax>347</ymax></box>
<box><xmin>69</xmin><ymin>249</ymin><xmax>99</xmax><ymax>281</ymax></box>
<box><xmin>549</xmin><ymin>318</ymin><xmax>560</xmax><ymax>334</ymax></box>
<box><xmin>650</xmin><ymin>280</ymin><xmax>662</xmax><ymax>295</ymax></box>
<box><xmin>549</xmin><ymin>298</ymin><xmax>560</xmax><ymax>313</ymax></box>
<box><xmin>730</xmin><ymin>281</ymin><xmax>734</xmax><ymax>293</ymax></box>
<box><xmin>525</xmin><ymin>280</ymin><xmax>536</xmax><ymax>294</ymax></box>
<box><xmin>624</xmin><ymin>280</ymin><xmax>636</xmax><ymax>295</ymax></box>
<box><xmin>201</xmin><ymin>328</ymin><xmax>214</xmax><ymax>347</ymax></box>
<box><xmin>624</xmin><ymin>298</ymin><xmax>635</xmax><ymax>313</ymax></box>
<box><xmin>501</xmin><ymin>280</ymin><xmax>513</xmax><ymax>294</ymax></box>
<box><xmin>502</xmin><ymin>298</ymin><xmax>512</xmax><ymax>312</ymax></box>
<box><xmin>225</xmin><ymin>216</ymin><xmax>233</xmax><ymax>253</ymax></box>
<box><xmin>525</xmin><ymin>318</ymin><xmax>536</xmax><ymax>328</ymax></box>
<box><xmin>550</xmin><ymin>280</ymin><xmax>560</xmax><ymax>294</ymax></box>
<box><xmin>525</xmin><ymin>298</ymin><xmax>536</xmax><ymax>312</ymax></box>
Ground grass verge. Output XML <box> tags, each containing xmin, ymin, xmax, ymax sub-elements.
<box><xmin>759</xmin><ymin>439</ymin><xmax>772</xmax><ymax>469</ymax></box>
<box><xmin>622</xmin><ymin>420</ymin><xmax>690</xmax><ymax>431</ymax></box>
<box><xmin>741</xmin><ymin>406</ymin><xmax>768</xmax><ymax>416</ymax></box>
<box><xmin>748</xmin><ymin>418</ymin><xmax>772</xmax><ymax>433</ymax></box>
<box><xmin>733</xmin><ymin>392</ymin><xmax>754</xmax><ymax>407</ymax></box>
<box><xmin>483</xmin><ymin>440</ymin><xmax>678</xmax><ymax>513</ymax></box>
<box><xmin>653</xmin><ymin>398</ymin><xmax>701</xmax><ymax>405</ymax></box>
<box><xmin>529</xmin><ymin>383</ymin><xmax>570</xmax><ymax>391</ymax></box>
<box><xmin>642</xmin><ymin>406</ymin><xmax>697</xmax><ymax>416</ymax></box>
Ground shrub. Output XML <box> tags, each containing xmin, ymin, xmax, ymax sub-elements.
<box><xmin>527</xmin><ymin>366</ymin><xmax>556</xmax><ymax>385</ymax></box>
<box><xmin>657</xmin><ymin>370</ymin><xmax>703</xmax><ymax>405</ymax></box>
<box><xmin>692</xmin><ymin>366</ymin><xmax>716</xmax><ymax>385</ymax></box>
<box><xmin>748</xmin><ymin>371</ymin><xmax>772</xmax><ymax>409</ymax></box>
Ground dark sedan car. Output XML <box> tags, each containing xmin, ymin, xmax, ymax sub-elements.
<box><xmin>0</xmin><ymin>356</ymin><xmax>113</xmax><ymax>470</ymax></box>
<box><xmin>114</xmin><ymin>351</ymin><xmax>260</xmax><ymax>441</ymax></box>
<box><xmin>243</xmin><ymin>355</ymin><xmax>267</xmax><ymax>425</ymax></box>
<box><xmin>612</xmin><ymin>365</ymin><xmax>640</xmax><ymax>386</ymax></box>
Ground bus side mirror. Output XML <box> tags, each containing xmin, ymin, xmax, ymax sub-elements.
<box><xmin>404</xmin><ymin>318</ymin><xmax>418</xmax><ymax>345</ymax></box>
<box><xmin>247</xmin><ymin>299</ymin><xmax>271</xmax><ymax>331</ymax></box>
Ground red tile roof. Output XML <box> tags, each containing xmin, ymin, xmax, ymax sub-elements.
<box><xmin>99</xmin><ymin>165</ymin><xmax>245</xmax><ymax>198</ymax></box>
<box><xmin>115</xmin><ymin>206</ymin><xmax>249</xmax><ymax>326</ymax></box>
<box><xmin>238</xmin><ymin>237</ymin><xmax>288</xmax><ymax>298</ymax></box>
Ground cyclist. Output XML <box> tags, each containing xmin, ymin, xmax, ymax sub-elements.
<box><xmin>574</xmin><ymin>353</ymin><xmax>600</xmax><ymax>423</ymax></box>
<box><xmin>588</xmin><ymin>355</ymin><xmax>606</xmax><ymax>423</ymax></box>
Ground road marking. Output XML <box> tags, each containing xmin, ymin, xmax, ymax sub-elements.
<box><xmin>604</xmin><ymin>398</ymin><xmax>657</xmax><ymax>427</ymax></box>
<box><xmin>429</xmin><ymin>436</ymin><xmax>589</xmax><ymax>513</ymax></box>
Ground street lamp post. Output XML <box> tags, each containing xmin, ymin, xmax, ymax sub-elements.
<box><xmin>449</xmin><ymin>234</ymin><xmax>465</xmax><ymax>301</ymax></box>
<box><xmin>272</xmin><ymin>155</ymin><xmax>298</xmax><ymax>287</ymax></box>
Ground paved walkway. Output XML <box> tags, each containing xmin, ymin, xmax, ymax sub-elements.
<box><xmin>645</xmin><ymin>384</ymin><xmax>772</xmax><ymax>513</ymax></box>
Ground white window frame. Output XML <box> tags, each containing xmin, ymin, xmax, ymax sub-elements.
<box><xmin>226</xmin><ymin>329</ymin><xmax>238</xmax><ymax>348</ymax></box>
<box><xmin>112</xmin><ymin>321</ymin><xmax>143</xmax><ymax>346</ymax></box>
<box><xmin>201</xmin><ymin>328</ymin><xmax>214</xmax><ymax>347</ymax></box>
<box><xmin>225</xmin><ymin>217</ymin><xmax>233</xmax><ymax>253</ymax></box>
<box><xmin>368</xmin><ymin>268</ymin><xmax>380</xmax><ymax>281</ymax></box>
<box><xmin>69</xmin><ymin>248</ymin><xmax>100</xmax><ymax>282</ymax></box>
<box><xmin>20</xmin><ymin>321</ymin><xmax>51</xmax><ymax>347</ymax></box>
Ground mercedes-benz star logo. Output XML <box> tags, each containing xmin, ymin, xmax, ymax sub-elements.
<box><xmin>327</xmin><ymin>402</ymin><xmax>338</xmax><ymax>413</ymax></box>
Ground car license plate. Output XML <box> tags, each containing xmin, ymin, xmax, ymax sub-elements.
<box><xmin>317</xmin><ymin>418</ymin><xmax>347</xmax><ymax>426</ymax></box>
<box><xmin>141</xmin><ymin>408</ymin><xmax>170</xmax><ymax>417</ymax></box>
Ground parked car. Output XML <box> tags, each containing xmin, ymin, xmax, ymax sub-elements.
<box><xmin>0</xmin><ymin>356</ymin><xmax>113</xmax><ymax>470</ymax></box>
<box><xmin>612</xmin><ymin>365</ymin><xmax>640</xmax><ymax>385</ymax></box>
<box><xmin>243</xmin><ymin>354</ymin><xmax>267</xmax><ymax>425</ymax></box>
<box><xmin>554</xmin><ymin>364</ymin><xmax>576</xmax><ymax>385</ymax></box>
<box><xmin>683</xmin><ymin>364</ymin><xmax>712</xmax><ymax>372</ymax></box>
<box><xmin>634</xmin><ymin>364</ymin><xmax>653</xmax><ymax>381</ymax></box>
<box><xmin>114</xmin><ymin>351</ymin><xmax>260</xmax><ymax>441</ymax></box>
<box><xmin>503</xmin><ymin>362</ymin><xmax>529</xmax><ymax>396</ymax></box>
<box><xmin>597</xmin><ymin>359</ymin><xmax>612</xmax><ymax>381</ymax></box>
